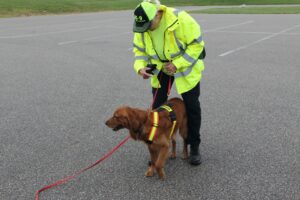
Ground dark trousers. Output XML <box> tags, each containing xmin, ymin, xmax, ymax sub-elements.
<box><xmin>152</xmin><ymin>72</ymin><xmax>201</xmax><ymax>147</ymax></box>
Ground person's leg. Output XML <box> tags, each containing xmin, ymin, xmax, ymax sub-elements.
<box><xmin>152</xmin><ymin>72</ymin><xmax>174</xmax><ymax>109</ymax></box>
<box><xmin>181</xmin><ymin>82</ymin><xmax>202</xmax><ymax>165</ymax></box>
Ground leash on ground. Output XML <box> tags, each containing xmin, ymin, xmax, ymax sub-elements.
<box><xmin>35</xmin><ymin>135</ymin><xmax>131</xmax><ymax>200</ymax></box>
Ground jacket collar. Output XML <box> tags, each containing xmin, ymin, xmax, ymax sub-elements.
<box><xmin>160</xmin><ymin>5</ymin><xmax>179</xmax><ymax>31</ymax></box>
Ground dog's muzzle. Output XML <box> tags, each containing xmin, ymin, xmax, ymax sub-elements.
<box><xmin>113</xmin><ymin>125</ymin><xmax>124</xmax><ymax>131</ymax></box>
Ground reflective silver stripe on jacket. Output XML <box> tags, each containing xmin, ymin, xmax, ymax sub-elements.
<box><xmin>188</xmin><ymin>35</ymin><xmax>203</xmax><ymax>45</ymax></box>
<box><xmin>141</xmin><ymin>32</ymin><xmax>145</xmax><ymax>47</ymax></box>
<box><xmin>195</xmin><ymin>35</ymin><xmax>203</xmax><ymax>43</ymax></box>
<box><xmin>134</xmin><ymin>56</ymin><xmax>149</xmax><ymax>62</ymax></box>
<box><xmin>172</xmin><ymin>9</ymin><xmax>203</xmax><ymax>78</ymax></box>
<box><xmin>171</xmin><ymin>29</ymin><xmax>184</xmax><ymax>59</ymax></box>
<box><xmin>174</xmin><ymin>60</ymin><xmax>198</xmax><ymax>78</ymax></box>
<box><xmin>170</xmin><ymin>50</ymin><xmax>183</xmax><ymax>59</ymax></box>
<box><xmin>171</xmin><ymin>9</ymin><xmax>184</xmax><ymax>58</ymax></box>
<box><xmin>172</xmin><ymin>34</ymin><xmax>203</xmax><ymax>58</ymax></box>
<box><xmin>174</xmin><ymin>30</ymin><xmax>184</xmax><ymax>51</ymax></box>
<box><xmin>182</xmin><ymin>52</ymin><xmax>196</xmax><ymax>63</ymax></box>
<box><xmin>133</xmin><ymin>43</ymin><xmax>145</xmax><ymax>52</ymax></box>
<box><xmin>150</xmin><ymin>54</ymin><xmax>159</xmax><ymax>60</ymax></box>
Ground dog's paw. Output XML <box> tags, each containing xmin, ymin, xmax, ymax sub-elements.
<box><xmin>157</xmin><ymin>170</ymin><xmax>166</xmax><ymax>180</ymax></box>
<box><xmin>145</xmin><ymin>168</ymin><xmax>154</xmax><ymax>177</ymax></box>
<box><xmin>181</xmin><ymin>152</ymin><xmax>188</xmax><ymax>160</ymax></box>
<box><xmin>169</xmin><ymin>152</ymin><xmax>176</xmax><ymax>159</ymax></box>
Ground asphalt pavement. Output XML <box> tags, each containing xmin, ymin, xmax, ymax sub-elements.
<box><xmin>0</xmin><ymin>8</ymin><xmax>299</xmax><ymax>200</ymax></box>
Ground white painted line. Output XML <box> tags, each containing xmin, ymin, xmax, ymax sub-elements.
<box><xmin>0</xmin><ymin>25</ymin><xmax>106</xmax><ymax>39</ymax></box>
<box><xmin>58</xmin><ymin>41</ymin><xmax>78</xmax><ymax>45</ymax></box>
<box><xmin>58</xmin><ymin>31</ymin><xmax>131</xmax><ymax>46</ymax></box>
<box><xmin>219</xmin><ymin>24</ymin><xmax>300</xmax><ymax>57</ymax></box>
<box><xmin>204</xmin><ymin>20</ymin><xmax>254</xmax><ymax>33</ymax></box>
<box><xmin>212</xmin><ymin>30</ymin><xmax>273</xmax><ymax>35</ymax></box>
<box><xmin>210</xmin><ymin>30</ymin><xmax>300</xmax><ymax>35</ymax></box>
<box><xmin>0</xmin><ymin>18</ymin><xmax>120</xmax><ymax>33</ymax></box>
<box><xmin>284</xmin><ymin>32</ymin><xmax>300</xmax><ymax>35</ymax></box>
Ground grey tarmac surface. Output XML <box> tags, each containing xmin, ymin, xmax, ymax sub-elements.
<box><xmin>0</xmin><ymin>7</ymin><xmax>299</xmax><ymax>200</ymax></box>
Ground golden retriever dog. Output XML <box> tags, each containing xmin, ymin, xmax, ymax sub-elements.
<box><xmin>105</xmin><ymin>97</ymin><xmax>188</xmax><ymax>179</ymax></box>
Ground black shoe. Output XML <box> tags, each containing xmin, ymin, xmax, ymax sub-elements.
<box><xmin>189</xmin><ymin>145</ymin><xmax>202</xmax><ymax>166</ymax></box>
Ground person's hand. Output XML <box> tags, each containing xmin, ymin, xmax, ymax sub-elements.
<box><xmin>164</xmin><ymin>62</ymin><xmax>177</xmax><ymax>74</ymax></box>
<box><xmin>138</xmin><ymin>67</ymin><xmax>153</xmax><ymax>79</ymax></box>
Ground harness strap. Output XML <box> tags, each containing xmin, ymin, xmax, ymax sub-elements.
<box><xmin>169</xmin><ymin>120</ymin><xmax>177</xmax><ymax>139</ymax></box>
<box><xmin>147</xmin><ymin>104</ymin><xmax>177</xmax><ymax>143</ymax></box>
<box><xmin>159</xmin><ymin>105</ymin><xmax>177</xmax><ymax>139</ymax></box>
<box><xmin>159</xmin><ymin>104</ymin><xmax>176</xmax><ymax>122</ymax></box>
<box><xmin>147</xmin><ymin>112</ymin><xmax>159</xmax><ymax>144</ymax></box>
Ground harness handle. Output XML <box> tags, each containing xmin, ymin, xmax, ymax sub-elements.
<box><xmin>147</xmin><ymin>104</ymin><xmax>177</xmax><ymax>143</ymax></box>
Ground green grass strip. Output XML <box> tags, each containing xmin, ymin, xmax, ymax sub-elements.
<box><xmin>190</xmin><ymin>6</ymin><xmax>300</xmax><ymax>14</ymax></box>
<box><xmin>1</xmin><ymin>0</ymin><xmax>300</xmax><ymax>17</ymax></box>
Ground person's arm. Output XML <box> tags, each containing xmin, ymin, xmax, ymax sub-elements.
<box><xmin>133</xmin><ymin>33</ymin><xmax>151</xmax><ymax>75</ymax></box>
<box><xmin>172</xmin><ymin>11</ymin><xmax>205</xmax><ymax>71</ymax></box>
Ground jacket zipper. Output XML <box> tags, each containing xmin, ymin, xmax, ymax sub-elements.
<box><xmin>163</xmin><ymin>19</ymin><xmax>178</xmax><ymax>61</ymax></box>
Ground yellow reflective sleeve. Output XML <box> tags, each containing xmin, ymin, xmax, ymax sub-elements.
<box><xmin>133</xmin><ymin>33</ymin><xmax>148</xmax><ymax>74</ymax></box>
<box><xmin>172</xmin><ymin>12</ymin><xmax>204</xmax><ymax>71</ymax></box>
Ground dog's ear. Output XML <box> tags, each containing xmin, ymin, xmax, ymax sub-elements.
<box><xmin>127</xmin><ymin>108</ymin><xmax>141</xmax><ymax>131</ymax></box>
<box><xmin>111</xmin><ymin>107</ymin><xmax>128</xmax><ymax>127</ymax></box>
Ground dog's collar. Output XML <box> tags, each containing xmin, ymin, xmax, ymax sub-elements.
<box><xmin>146</xmin><ymin>104</ymin><xmax>177</xmax><ymax>144</ymax></box>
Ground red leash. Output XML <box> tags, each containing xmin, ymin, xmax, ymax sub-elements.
<box><xmin>167</xmin><ymin>76</ymin><xmax>172</xmax><ymax>96</ymax></box>
<box><xmin>35</xmin><ymin>135</ymin><xmax>131</xmax><ymax>200</ymax></box>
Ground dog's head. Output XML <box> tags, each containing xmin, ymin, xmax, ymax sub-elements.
<box><xmin>105</xmin><ymin>106</ymin><xmax>147</xmax><ymax>135</ymax></box>
<box><xmin>105</xmin><ymin>106</ymin><xmax>130</xmax><ymax>131</ymax></box>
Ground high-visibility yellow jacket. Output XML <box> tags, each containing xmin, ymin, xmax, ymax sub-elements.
<box><xmin>133</xmin><ymin>5</ymin><xmax>205</xmax><ymax>94</ymax></box>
